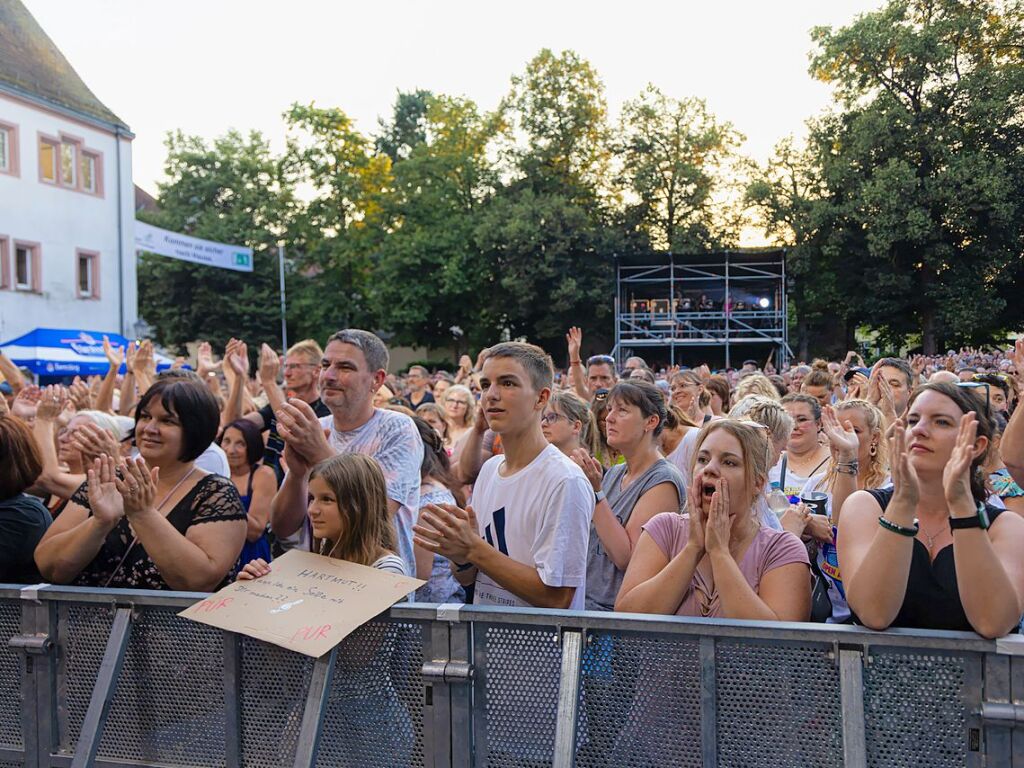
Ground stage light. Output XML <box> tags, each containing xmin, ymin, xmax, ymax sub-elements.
<box><xmin>758</xmin><ymin>297</ymin><xmax>770</xmax><ymax>308</ymax></box>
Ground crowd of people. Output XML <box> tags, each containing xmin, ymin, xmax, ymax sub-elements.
<box><xmin>3</xmin><ymin>328</ymin><xmax>1024</xmax><ymax>639</ymax></box>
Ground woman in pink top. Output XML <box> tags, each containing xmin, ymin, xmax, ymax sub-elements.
<box><xmin>615</xmin><ymin>419</ymin><xmax>811</xmax><ymax>619</ymax></box>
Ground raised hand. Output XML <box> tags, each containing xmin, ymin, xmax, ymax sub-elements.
<box><xmin>72</xmin><ymin>421</ymin><xmax>122</xmax><ymax>462</ymax></box>
<box><xmin>821</xmin><ymin>405</ymin><xmax>859</xmax><ymax>460</ymax></box>
<box><xmin>68</xmin><ymin>377</ymin><xmax>93</xmax><ymax>411</ymax></box>
<box><xmin>125</xmin><ymin>341</ymin><xmax>138</xmax><ymax>373</ymax></box>
<box><xmin>115</xmin><ymin>456</ymin><xmax>159</xmax><ymax>517</ymax></box>
<box><xmin>889</xmin><ymin>420</ymin><xmax>920</xmax><ymax>510</ymax></box>
<box><xmin>36</xmin><ymin>385</ymin><xmax>69</xmax><ymax>422</ymax></box>
<box><xmin>942</xmin><ymin>412</ymin><xmax>979</xmax><ymax>509</ymax></box>
<box><xmin>571</xmin><ymin>448</ymin><xmax>604</xmax><ymax>492</ymax></box>
<box><xmin>133</xmin><ymin>340</ymin><xmax>155</xmax><ymax>378</ymax></box>
<box><xmin>413</xmin><ymin>503</ymin><xmax>482</xmax><ymax>563</ymax></box>
<box><xmin>86</xmin><ymin>455</ymin><xmax>125</xmax><ymax>528</ymax></box>
<box><xmin>102</xmin><ymin>336</ymin><xmax>124</xmax><ymax>371</ymax></box>
<box><xmin>704</xmin><ymin>478</ymin><xmax>732</xmax><ymax>555</ymax></box>
<box><xmin>846</xmin><ymin>371</ymin><xmax>868</xmax><ymax>400</ymax></box>
<box><xmin>685</xmin><ymin>474</ymin><xmax>707</xmax><ymax>554</ymax></box>
<box><xmin>195</xmin><ymin>341</ymin><xmax>219</xmax><ymax>379</ymax></box>
<box><xmin>226</xmin><ymin>339</ymin><xmax>249</xmax><ymax>378</ymax></box>
<box><xmin>566</xmin><ymin>326</ymin><xmax>583</xmax><ymax>362</ymax></box>
<box><xmin>277</xmin><ymin>398</ymin><xmax>334</xmax><ymax>466</ymax></box>
<box><xmin>258</xmin><ymin>343</ymin><xmax>281</xmax><ymax>385</ymax></box>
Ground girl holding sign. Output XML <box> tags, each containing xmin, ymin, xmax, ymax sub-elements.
<box><xmin>238</xmin><ymin>453</ymin><xmax>407</xmax><ymax>579</ymax></box>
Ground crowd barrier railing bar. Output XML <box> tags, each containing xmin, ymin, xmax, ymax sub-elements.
<box><xmin>3</xmin><ymin>583</ymin><xmax>1024</xmax><ymax>768</ymax></box>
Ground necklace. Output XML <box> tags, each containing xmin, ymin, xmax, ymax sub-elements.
<box><xmin>919</xmin><ymin>520</ymin><xmax>946</xmax><ymax>551</ymax></box>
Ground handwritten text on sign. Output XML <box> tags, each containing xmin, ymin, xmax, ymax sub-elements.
<box><xmin>178</xmin><ymin>550</ymin><xmax>423</xmax><ymax>657</ymax></box>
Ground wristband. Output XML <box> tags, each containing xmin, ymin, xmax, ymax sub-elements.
<box><xmin>453</xmin><ymin>561</ymin><xmax>475</xmax><ymax>572</ymax></box>
<box><xmin>595</xmin><ymin>490</ymin><xmax>607</xmax><ymax>504</ymax></box>
<box><xmin>570</xmin><ymin>359</ymin><xmax>582</xmax><ymax>366</ymax></box>
<box><xmin>950</xmin><ymin>502</ymin><xmax>990</xmax><ymax>531</ymax></box>
<box><xmin>878</xmin><ymin>515</ymin><xmax>919</xmax><ymax>537</ymax></box>
<box><xmin>835</xmin><ymin>461</ymin><xmax>859</xmax><ymax>476</ymax></box>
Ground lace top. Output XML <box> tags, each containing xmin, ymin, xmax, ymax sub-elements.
<box><xmin>70</xmin><ymin>473</ymin><xmax>246</xmax><ymax>590</ymax></box>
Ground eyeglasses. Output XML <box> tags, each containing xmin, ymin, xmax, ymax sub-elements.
<box><xmin>541</xmin><ymin>412</ymin><xmax>567</xmax><ymax>425</ymax></box>
<box><xmin>446</xmin><ymin>399</ymin><xmax>470</xmax><ymax>407</ymax></box>
<box><xmin>956</xmin><ymin>381</ymin><xmax>991</xmax><ymax>414</ymax></box>
<box><xmin>587</xmin><ymin>355</ymin><xmax>615</xmax><ymax>367</ymax></box>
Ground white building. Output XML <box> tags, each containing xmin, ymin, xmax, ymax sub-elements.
<box><xmin>0</xmin><ymin>0</ymin><xmax>137</xmax><ymax>343</ymax></box>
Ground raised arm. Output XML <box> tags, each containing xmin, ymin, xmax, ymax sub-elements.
<box><xmin>94</xmin><ymin>337</ymin><xmax>123</xmax><ymax>414</ymax></box>
<box><xmin>0</xmin><ymin>348</ymin><xmax>25</xmax><ymax>395</ymax></box>
<box><xmin>222</xmin><ymin>339</ymin><xmax>249</xmax><ymax>429</ymax></box>
<box><xmin>838</xmin><ymin>426</ymin><xmax>919</xmax><ymax>630</ymax></box>
<box><xmin>943</xmin><ymin>413</ymin><xmax>1024</xmax><ymax>638</ymax></box>
<box><xmin>270</xmin><ymin>400</ymin><xmax>335</xmax><ymax>537</ymax></box>
<box><xmin>820</xmin><ymin>406</ymin><xmax>860</xmax><ymax>527</ymax></box>
<box><xmin>1003</xmin><ymin>339</ymin><xmax>1024</xmax><ymax>485</ymax></box>
<box><xmin>566</xmin><ymin>327</ymin><xmax>592</xmax><ymax>401</ymax></box>
<box><xmin>615</xmin><ymin>477</ymin><xmax>705</xmax><ymax>614</ymax></box>
<box><xmin>456</xmin><ymin>413</ymin><xmax>490</xmax><ymax>485</ymax></box>
<box><xmin>573</xmin><ymin>449</ymin><xmax>678</xmax><ymax>571</ymax></box>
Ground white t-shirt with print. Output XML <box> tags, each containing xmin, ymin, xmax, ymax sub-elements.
<box><xmin>470</xmin><ymin>444</ymin><xmax>594</xmax><ymax>611</ymax></box>
<box><xmin>320</xmin><ymin>409</ymin><xmax>423</xmax><ymax>578</ymax></box>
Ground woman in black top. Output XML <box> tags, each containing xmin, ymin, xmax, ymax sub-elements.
<box><xmin>35</xmin><ymin>379</ymin><xmax>247</xmax><ymax>591</ymax></box>
<box><xmin>0</xmin><ymin>415</ymin><xmax>51</xmax><ymax>583</ymax></box>
<box><xmin>838</xmin><ymin>382</ymin><xmax>1024</xmax><ymax>638</ymax></box>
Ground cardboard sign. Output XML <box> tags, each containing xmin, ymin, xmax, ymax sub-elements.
<box><xmin>178</xmin><ymin>550</ymin><xmax>424</xmax><ymax>657</ymax></box>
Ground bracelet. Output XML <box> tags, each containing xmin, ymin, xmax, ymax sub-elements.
<box><xmin>878</xmin><ymin>515</ymin><xmax>919</xmax><ymax>537</ymax></box>
<box><xmin>453</xmin><ymin>561</ymin><xmax>475</xmax><ymax>572</ymax></box>
<box><xmin>570</xmin><ymin>359</ymin><xmax>582</xmax><ymax>366</ymax></box>
<box><xmin>835</xmin><ymin>461</ymin><xmax>859</xmax><ymax>476</ymax></box>
<box><xmin>595</xmin><ymin>490</ymin><xmax>607</xmax><ymax>504</ymax></box>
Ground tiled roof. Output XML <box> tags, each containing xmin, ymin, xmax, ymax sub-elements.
<box><xmin>0</xmin><ymin>0</ymin><xmax>128</xmax><ymax>129</ymax></box>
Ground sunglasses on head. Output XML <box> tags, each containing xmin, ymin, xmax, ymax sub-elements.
<box><xmin>587</xmin><ymin>354</ymin><xmax>615</xmax><ymax>367</ymax></box>
<box><xmin>955</xmin><ymin>381</ymin><xmax>991</xmax><ymax>414</ymax></box>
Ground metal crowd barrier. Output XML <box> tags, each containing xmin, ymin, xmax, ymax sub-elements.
<box><xmin>2</xmin><ymin>583</ymin><xmax>1023</xmax><ymax>767</ymax></box>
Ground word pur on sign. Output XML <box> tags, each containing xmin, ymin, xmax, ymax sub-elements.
<box><xmin>178</xmin><ymin>550</ymin><xmax>424</xmax><ymax>658</ymax></box>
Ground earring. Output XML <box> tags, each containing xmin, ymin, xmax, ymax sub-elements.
<box><xmin>870</xmin><ymin>444</ymin><xmax>877</xmax><ymax>457</ymax></box>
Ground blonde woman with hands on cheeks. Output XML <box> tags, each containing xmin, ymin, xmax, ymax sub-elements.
<box><xmin>838</xmin><ymin>382</ymin><xmax>1024</xmax><ymax>637</ymax></box>
<box><xmin>615</xmin><ymin>420</ymin><xmax>810</xmax><ymax>620</ymax></box>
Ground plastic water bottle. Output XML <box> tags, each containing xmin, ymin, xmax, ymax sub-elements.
<box><xmin>767</xmin><ymin>482</ymin><xmax>791</xmax><ymax>518</ymax></box>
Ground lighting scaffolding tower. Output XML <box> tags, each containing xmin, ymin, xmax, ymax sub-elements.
<box><xmin>612</xmin><ymin>249</ymin><xmax>790</xmax><ymax>369</ymax></box>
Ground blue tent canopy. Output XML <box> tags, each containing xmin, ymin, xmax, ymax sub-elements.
<box><xmin>0</xmin><ymin>328</ymin><xmax>173</xmax><ymax>377</ymax></box>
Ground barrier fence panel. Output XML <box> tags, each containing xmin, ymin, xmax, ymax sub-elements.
<box><xmin>4</xmin><ymin>585</ymin><xmax>1024</xmax><ymax>767</ymax></box>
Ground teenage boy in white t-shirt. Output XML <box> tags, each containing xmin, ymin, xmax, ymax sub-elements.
<box><xmin>414</xmin><ymin>342</ymin><xmax>594</xmax><ymax>610</ymax></box>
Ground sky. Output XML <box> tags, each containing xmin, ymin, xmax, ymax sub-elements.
<box><xmin>25</xmin><ymin>0</ymin><xmax>883</xmax><ymax>220</ymax></box>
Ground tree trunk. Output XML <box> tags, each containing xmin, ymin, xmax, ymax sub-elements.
<box><xmin>922</xmin><ymin>307</ymin><xmax>937</xmax><ymax>355</ymax></box>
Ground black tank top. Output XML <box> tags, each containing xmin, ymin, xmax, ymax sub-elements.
<box><xmin>861</xmin><ymin>488</ymin><xmax>1007</xmax><ymax>631</ymax></box>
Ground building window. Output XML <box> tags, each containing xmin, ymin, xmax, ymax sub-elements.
<box><xmin>39</xmin><ymin>137</ymin><xmax>58</xmax><ymax>183</ymax></box>
<box><xmin>0</xmin><ymin>237</ymin><xmax>9</xmax><ymax>290</ymax></box>
<box><xmin>0</xmin><ymin>122</ymin><xmax>17</xmax><ymax>176</ymax></box>
<box><xmin>81</xmin><ymin>152</ymin><xmax>97</xmax><ymax>193</ymax></box>
<box><xmin>60</xmin><ymin>140</ymin><xmax>76</xmax><ymax>186</ymax></box>
<box><xmin>76</xmin><ymin>250</ymin><xmax>99</xmax><ymax>298</ymax></box>
<box><xmin>13</xmin><ymin>242</ymin><xmax>40</xmax><ymax>292</ymax></box>
<box><xmin>38</xmin><ymin>134</ymin><xmax>101</xmax><ymax>194</ymax></box>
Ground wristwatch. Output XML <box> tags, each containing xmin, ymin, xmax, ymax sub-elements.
<box><xmin>949</xmin><ymin>502</ymin><xmax>990</xmax><ymax>531</ymax></box>
<box><xmin>595</xmin><ymin>490</ymin><xmax>607</xmax><ymax>504</ymax></box>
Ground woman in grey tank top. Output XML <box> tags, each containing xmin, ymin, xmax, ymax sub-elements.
<box><xmin>573</xmin><ymin>381</ymin><xmax>685</xmax><ymax>611</ymax></box>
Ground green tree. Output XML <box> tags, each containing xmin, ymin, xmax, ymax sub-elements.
<box><xmin>807</xmin><ymin>0</ymin><xmax>1024</xmax><ymax>353</ymax></box>
<box><xmin>477</xmin><ymin>49</ymin><xmax>617</xmax><ymax>354</ymax></box>
<box><xmin>619</xmin><ymin>85</ymin><xmax>745</xmax><ymax>252</ymax></box>
<box><xmin>137</xmin><ymin>130</ymin><xmax>294</xmax><ymax>352</ymax></box>
<box><xmin>376</xmin><ymin>89</ymin><xmax>433</xmax><ymax>163</ymax></box>
<box><xmin>283</xmin><ymin>103</ymin><xmax>393</xmax><ymax>342</ymax></box>
<box><xmin>372</xmin><ymin>95</ymin><xmax>503</xmax><ymax>354</ymax></box>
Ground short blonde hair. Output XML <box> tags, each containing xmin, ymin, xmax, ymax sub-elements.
<box><xmin>442</xmin><ymin>385</ymin><xmax>476</xmax><ymax>428</ymax></box>
<box><xmin>286</xmin><ymin>339</ymin><xmax>323</xmax><ymax>364</ymax></box>
<box><xmin>729</xmin><ymin>395</ymin><xmax>793</xmax><ymax>449</ymax></box>
<box><xmin>733</xmin><ymin>373</ymin><xmax>781</xmax><ymax>403</ymax></box>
